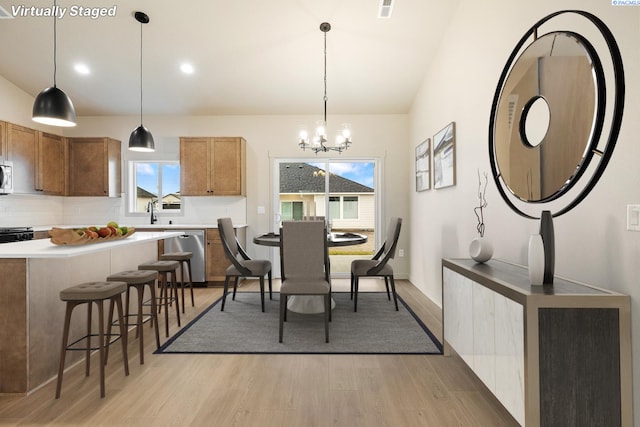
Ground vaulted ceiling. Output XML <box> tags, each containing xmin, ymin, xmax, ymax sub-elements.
<box><xmin>0</xmin><ymin>0</ymin><xmax>459</xmax><ymax>117</ymax></box>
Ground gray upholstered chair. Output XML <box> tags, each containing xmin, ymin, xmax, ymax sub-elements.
<box><xmin>279</xmin><ymin>220</ymin><xmax>331</xmax><ymax>343</ymax></box>
<box><xmin>350</xmin><ymin>217</ymin><xmax>402</xmax><ymax>312</ymax></box>
<box><xmin>218</xmin><ymin>217</ymin><xmax>272</xmax><ymax>312</ymax></box>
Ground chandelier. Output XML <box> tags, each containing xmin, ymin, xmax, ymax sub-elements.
<box><xmin>298</xmin><ymin>22</ymin><xmax>352</xmax><ymax>154</ymax></box>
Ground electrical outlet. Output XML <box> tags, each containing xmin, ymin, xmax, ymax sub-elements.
<box><xmin>398</xmin><ymin>249</ymin><xmax>404</xmax><ymax>257</ymax></box>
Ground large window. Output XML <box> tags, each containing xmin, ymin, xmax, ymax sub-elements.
<box><xmin>275</xmin><ymin>159</ymin><xmax>377</xmax><ymax>276</ymax></box>
<box><xmin>130</xmin><ymin>161</ymin><xmax>181</xmax><ymax>213</ymax></box>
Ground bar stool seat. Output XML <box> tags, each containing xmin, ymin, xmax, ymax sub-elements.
<box><xmin>56</xmin><ymin>281</ymin><xmax>129</xmax><ymax>399</ymax></box>
<box><xmin>138</xmin><ymin>260</ymin><xmax>180</xmax><ymax>337</ymax></box>
<box><xmin>106</xmin><ymin>270</ymin><xmax>160</xmax><ymax>364</ymax></box>
<box><xmin>159</xmin><ymin>251</ymin><xmax>194</xmax><ymax>313</ymax></box>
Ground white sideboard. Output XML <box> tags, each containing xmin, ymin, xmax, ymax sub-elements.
<box><xmin>442</xmin><ymin>258</ymin><xmax>632</xmax><ymax>427</ymax></box>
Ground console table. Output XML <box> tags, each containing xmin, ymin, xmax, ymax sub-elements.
<box><xmin>442</xmin><ymin>258</ymin><xmax>631</xmax><ymax>426</ymax></box>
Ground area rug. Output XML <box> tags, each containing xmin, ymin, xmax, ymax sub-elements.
<box><xmin>155</xmin><ymin>292</ymin><xmax>443</xmax><ymax>355</ymax></box>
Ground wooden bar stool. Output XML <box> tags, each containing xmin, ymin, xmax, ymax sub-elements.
<box><xmin>56</xmin><ymin>281</ymin><xmax>129</xmax><ymax>399</ymax></box>
<box><xmin>138</xmin><ymin>260</ymin><xmax>181</xmax><ymax>337</ymax></box>
<box><xmin>106</xmin><ymin>270</ymin><xmax>160</xmax><ymax>364</ymax></box>
<box><xmin>159</xmin><ymin>251</ymin><xmax>194</xmax><ymax>313</ymax></box>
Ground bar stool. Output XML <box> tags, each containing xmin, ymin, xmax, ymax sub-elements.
<box><xmin>56</xmin><ymin>281</ymin><xmax>129</xmax><ymax>399</ymax></box>
<box><xmin>106</xmin><ymin>270</ymin><xmax>160</xmax><ymax>364</ymax></box>
<box><xmin>138</xmin><ymin>260</ymin><xmax>181</xmax><ymax>337</ymax></box>
<box><xmin>159</xmin><ymin>251</ymin><xmax>194</xmax><ymax>313</ymax></box>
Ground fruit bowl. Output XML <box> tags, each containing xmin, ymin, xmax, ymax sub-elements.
<box><xmin>49</xmin><ymin>226</ymin><xmax>136</xmax><ymax>246</ymax></box>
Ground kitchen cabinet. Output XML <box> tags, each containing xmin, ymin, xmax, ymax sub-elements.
<box><xmin>0</xmin><ymin>120</ymin><xmax>6</xmax><ymax>160</ymax></box>
<box><xmin>442</xmin><ymin>258</ymin><xmax>632</xmax><ymax>426</ymax></box>
<box><xmin>68</xmin><ymin>137</ymin><xmax>121</xmax><ymax>197</ymax></box>
<box><xmin>4</xmin><ymin>124</ymin><xmax>65</xmax><ymax>195</ymax></box>
<box><xmin>180</xmin><ymin>137</ymin><xmax>246</xmax><ymax>196</ymax></box>
<box><xmin>37</xmin><ymin>132</ymin><xmax>66</xmax><ymax>195</ymax></box>
<box><xmin>206</xmin><ymin>228</ymin><xmax>229</xmax><ymax>282</ymax></box>
<box><xmin>5</xmin><ymin>123</ymin><xmax>37</xmax><ymax>194</ymax></box>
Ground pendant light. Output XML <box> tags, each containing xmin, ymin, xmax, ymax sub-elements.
<box><xmin>298</xmin><ymin>22</ymin><xmax>352</xmax><ymax>154</ymax></box>
<box><xmin>128</xmin><ymin>11</ymin><xmax>155</xmax><ymax>152</ymax></box>
<box><xmin>32</xmin><ymin>0</ymin><xmax>76</xmax><ymax>127</ymax></box>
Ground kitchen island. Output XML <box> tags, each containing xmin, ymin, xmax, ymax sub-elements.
<box><xmin>0</xmin><ymin>231</ymin><xmax>183</xmax><ymax>394</ymax></box>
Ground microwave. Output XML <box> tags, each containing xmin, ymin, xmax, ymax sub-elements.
<box><xmin>0</xmin><ymin>161</ymin><xmax>13</xmax><ymax>194</ymax></box>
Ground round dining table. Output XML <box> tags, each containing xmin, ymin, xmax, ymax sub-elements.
<box><xmin>253</xmin><ymin>231</ymin><xmax>367</xmax><ymax>247</ymax></box>
<box><xmin>253</xmin><ymin>231</ymin><xmax>368</xmax><ymax>313</ymax></box>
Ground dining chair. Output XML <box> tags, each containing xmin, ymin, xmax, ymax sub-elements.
<box><xmin>217</xmin><ymin>217</ymin><xmax>272</xmax><ymax>312</ymax></box>
<box><xmin>279</xmin><ymin>220</ymin><xmax>331</xmax><ymax>343</ymax></box>
<box><xmin>350</xmin><ymin>217</ymin><xmax>402</xmax><ymax>312</ymax></box>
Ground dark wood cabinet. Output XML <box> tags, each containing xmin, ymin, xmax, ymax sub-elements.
<box><xmin>68</xmin><ymin>137</ymin><xmax>121</xmax><ymax>197</ymax></box>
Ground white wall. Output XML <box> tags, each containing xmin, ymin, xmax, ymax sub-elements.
<box><xmin>408</xmin><ymin>0</ymin><xmax>640</xmax><ymax>422</ymax></box>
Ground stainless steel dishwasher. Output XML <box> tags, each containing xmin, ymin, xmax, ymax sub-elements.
<box><xmin>164</xmin><ymin>230</ymin><xmax>206</xmax><ymax>283</ymax></box>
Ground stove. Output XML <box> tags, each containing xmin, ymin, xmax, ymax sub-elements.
<box><xmin>0</xmin><ymin>227</ymin><xmax>34</xmax><ymax>243</ymax></box>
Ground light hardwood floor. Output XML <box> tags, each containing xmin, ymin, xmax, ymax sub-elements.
<box><xmin>0</xmin><ymin>279</ymin><xmax>518</xmax><ymax>426</ymax></box>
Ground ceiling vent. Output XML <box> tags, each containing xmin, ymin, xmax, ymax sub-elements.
<box><xmin>378</xmin><ymin>0</ymin><xmax>394</xmax><ymax>19</ymax></box>
<box><xmin>0</xmin><ymin>5</ymin><xmax>14</xmax><ymax>19</ymax></box>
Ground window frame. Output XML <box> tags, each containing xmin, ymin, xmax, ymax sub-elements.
<box><xmin>127</xmin><ymin>160</ymin><xmax>182</xmax><ymax>216</ymax></box>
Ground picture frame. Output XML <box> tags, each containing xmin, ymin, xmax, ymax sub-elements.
<box><xmin>433</xmin><ymin>122</ymin><xmax>456</xmax><ymax>189</ymax></box>
<box><xmin>415</xmin><ymin>138</ymin><xmax>430</xmax><ymax>192</ymax></box>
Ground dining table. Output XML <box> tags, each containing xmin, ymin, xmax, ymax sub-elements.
<box><xmin>253</xmin><ymin>230</ymin><xmax>368</xmax><ymax>313</ymax></box>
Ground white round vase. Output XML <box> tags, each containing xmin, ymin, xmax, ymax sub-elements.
<box><xmin>469</xmin><ymin>237</ymin><xmax>493</xmax><ymax>263</ymax></box>
<box><xmin>528</xmin><ymin>234</ymin><xmax>545</xmax><ymax>285</ymax></box>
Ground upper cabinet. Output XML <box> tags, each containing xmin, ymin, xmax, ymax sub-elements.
<box><xmin>5</xmin><ymin>123</ymin><xmax>38</xmax><ymax>194</ymax></box>
<box><xmin>68</xmin><ymin>137</ymin><xmax>121</xmax><ymax>197</ymax></box>
<box><xmin>0</xmin><ymin>121</ymin><xmax>6</xmax><ymax>161</ymax></box>
<box><xmin>180</xmin><ymin>137</ymin><xmax>246</xmax><ymax>196</ymax></box>
<box><xmin>3</xmin><ymin>123</ymin><xmax>65</xmax><ymax>195</ymax></box>
<box><xmin>37</xmin><ymin>132</ymin><xmax>66</xmax><ymax>195</ymax></box>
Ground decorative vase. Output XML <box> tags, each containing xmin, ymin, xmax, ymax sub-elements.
<box><xmin>528</xmin><ymin>234</ymin><xmax>545</xmax><ymax>285</ymax></box>
<box><xmin>539</xmin><ymin>210</ymin><xmax>555</xmax><ymax>284</ymax></box>
<box><xmin>469</xmin><ymin>236</ymin><xmax>493</xmax><ymax>263</ymax></box>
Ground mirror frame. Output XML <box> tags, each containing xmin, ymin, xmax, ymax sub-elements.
<box><xmin>488</xmin><ymin>10</ymin><xmax>625</xmax><ymax>219</ymax></box>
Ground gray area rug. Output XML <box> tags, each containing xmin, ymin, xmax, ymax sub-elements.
<box><xmin>155</xmin><ymin>292</ymin><xmax>442</xmax><ymax>354</ymax></box>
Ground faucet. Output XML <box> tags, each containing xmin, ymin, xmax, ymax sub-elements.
<box><xmin>148</xmin><ymin>200</ymin><xmax>157</xmax><ymax>224</ymax></box>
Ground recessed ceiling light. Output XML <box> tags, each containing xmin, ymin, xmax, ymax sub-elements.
<box><xmin>74</xmin><ymin>63</ymin><xmax>90</xmax><ymax>75</ymax></box>
<box><xmin>180</xmin><ymin>63</ymin><xmax>194</xmax><ymax>74</ymax></box>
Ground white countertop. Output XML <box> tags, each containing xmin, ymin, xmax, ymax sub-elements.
<box><xmin>0</xmin><ymin>231</ymin><xmax>183</xmax><ymax>258</ymax></box>
<box><xmin>31</xmin><ymin>224</ymin><xmax>247</xmax><ymax>232</ymax></box>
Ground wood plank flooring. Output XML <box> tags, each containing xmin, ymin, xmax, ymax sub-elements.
<box><xmin>0</xmin><ymin>279</ymin><xmax>518</xmax><ymax>426</ymax></box>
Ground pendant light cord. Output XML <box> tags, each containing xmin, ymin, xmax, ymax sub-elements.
<box><xmin>323</xmin><ymin>28</ymin><xmax>327</xmax><ymax>125</ymax></box>
<box><xmin>139</xmin><ymin>20</ymin><xmax>144</xmax><ymax>125</ymax></box>
<box><xmin>53</xmin><ymin>0</ymin><xmax>57</xmax><ymax>87</ymax></box>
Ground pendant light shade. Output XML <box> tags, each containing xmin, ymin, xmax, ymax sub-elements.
<box><xmin>32</xmin><ymin>86</ymin><xmax>76</xmax><ymax>127</ymax></box>
<box><xmin>129</xmin><ymin>125</ymin><xmax>155</xmax><ymax>152</ymax></box>
<box><xmin>129</xmin><ymin>11</ymin><xmax>155</xmax><ymax>152</ymax></box>
<box><xmin>32</xmin><ymin>0</ymin><xmax>76</xmax><ymax>127</ymax></box>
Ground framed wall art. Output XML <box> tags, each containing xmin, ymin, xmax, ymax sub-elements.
<box><xmin>433</xmin><ymin>121</ymin><xmax>456</xmax><ymax>189</ymax></box>
<box><xmin>415</xmin><ymin>138</ymin><xmax>430</xmax><ymax>192</ymax></box>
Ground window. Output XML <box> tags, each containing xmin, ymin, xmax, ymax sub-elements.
<box><xmin>328</xmin><ymin>195</ymin><xmax>359</xmax><ymax>220</ymax></box>
<box><xmin>343</xmin><ymin>196</ymin><xmax>358</xmax><ymax>219</ymax></box>
<box><xmin>130</xmin><ymin>161</ymin><xmax>181</xmax><ymax>213</ymax></box>
<box><xmin>281</xmin><ymin>201</ymin><xmax>303</xmax><ymax>221</ymax></box>
<box><xmin>329</xmin><ymin>196</ymin><xmax>340</xmax><ymax>220</ymax></box>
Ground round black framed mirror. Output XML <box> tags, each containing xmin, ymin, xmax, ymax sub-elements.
<box><xmin>488</xmin><ymin>10</ymin><xmax>625</xmax><ymax>219</ymax></box>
